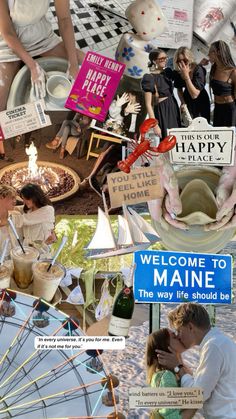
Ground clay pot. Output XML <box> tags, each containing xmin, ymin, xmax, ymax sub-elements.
<box><xmin>152</xmin><ymin>166</ymin><xmax>236</xmax><ymax>253</ymax></box>
<box><xmin>175</xmin><ymin>179</ymin><xmax>218</xmax><ymax>225</ymax></box>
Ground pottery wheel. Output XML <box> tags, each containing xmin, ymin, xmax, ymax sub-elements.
<box><xmin>152</xmin><ymin>166</ymin><xmax>236</xmax><ymax>253</ymax></box>
<box><xmin>7</xmin><ymin>57</ymin><xmax>69</xmax><ymax>110</ymax></box>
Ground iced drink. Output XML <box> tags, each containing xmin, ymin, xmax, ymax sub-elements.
<box><xmin>0</xmin><ymin>264</ymin><xmax>11</xmax><ymax>289</ymax></box>
<box><xmin>11</xmin><ymin>246</ymin><xmax>40</xmax><ymax>289</ymax></box>
<box><xmin>32</xmin><ymin>260</ymin><xmax>65</xmax><ymax>302</ymax></box>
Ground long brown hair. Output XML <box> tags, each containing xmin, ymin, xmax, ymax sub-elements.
<box><xmin>20</xmin><ymin>183</ymin><xmax>52</xmax><ymax>213</ymax></box>
<box><xmin>146</xmin><ymin>328</ymin><xmax>171</xmax><ymax>384</ymax></box>
<box><xmin>209</xmin><ymin>40</ymin><xmax>235</xmax><ymax>79</ymax></box>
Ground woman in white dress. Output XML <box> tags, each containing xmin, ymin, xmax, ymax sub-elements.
<box><xmin>17</xmin><ymin>183</ymin><xmax>55</xmax><ymax>246</ymax></box>
<box><xmin>0</xmin><ymin>183</ymin><xmax>55</xmax><ymax>259</ymax></box>
<box><xmin>0</xmin><ymin>0</ymin><xmax>85</xmax><ymax>158</ymax></box>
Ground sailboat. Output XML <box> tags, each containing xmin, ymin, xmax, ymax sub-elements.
<box><xmin>85</xmin><ymin>205</ymin><xmax>159</xmax><ymax>259</ymax></box>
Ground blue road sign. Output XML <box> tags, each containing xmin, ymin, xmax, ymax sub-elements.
<box><xmin>134</xmin><ymin>250</ymin><xmax>232</xmax><ymax>304</ymax></box>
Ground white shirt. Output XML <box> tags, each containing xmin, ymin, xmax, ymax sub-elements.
<box><xmin>11</xmin><ymin>205</ymin><xmax>55</xmax><ymax>245</ymax></box>
<box><xmin>181</xmin><ymin>327</ymin><xmax>236</xmax><ymax>418</ymax></box>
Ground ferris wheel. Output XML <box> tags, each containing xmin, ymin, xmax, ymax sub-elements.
<box><xmin>0</xmin><ymin>289</ymin><xmax>123</xmax><ymax>419</ymax></box>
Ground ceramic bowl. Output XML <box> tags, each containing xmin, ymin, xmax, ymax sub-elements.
<box><xmin>46</xmin><ymin>74</ymin><xmax>71</xmax><ymax>106</ymax></box>
<box><xmin>175</xmin><ymin>179</ymin><xmax>218</xmax><ymax>225</ymax></box>
<box><xmin>152</xmin><ymin>166</ymin><xmax>236</xmax><ymax>253</ymax></box>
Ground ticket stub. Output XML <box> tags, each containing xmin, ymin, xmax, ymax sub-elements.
<box><xmin>0</xmin><ymin>100</ymin><xmax>51</xmax><ymax>139</ymax></box>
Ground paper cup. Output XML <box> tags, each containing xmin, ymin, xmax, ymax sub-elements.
<box><xmin>32</xmin><ymin>259</ymin><xmax>65</xmax><ymax>302</ymax></box>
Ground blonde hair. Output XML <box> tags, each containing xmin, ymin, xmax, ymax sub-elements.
<box><xmin>146</xmin><ymin>328</ymin><xmax>171</xmax><ymax>384</ymax></box>
<box><xmin>173</xmin><ymin>46</ymin><xmax>195</xmax><ymax>70</ymax></box>
<box><xmin>168</xmin><ymin>303</ymin><xmax>210</xmax><ymax>330</ymax></box>
<box><xmin>0</xmin><ymin>184</ymin><xmax>16</xmax><ymax>199</ymax></box>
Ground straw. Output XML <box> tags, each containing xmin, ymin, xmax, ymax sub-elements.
<box><xmin>47</xmin><ymin>236</ymin><xmax>68</xmax><ymax>272</ymax></box>
<box><xmin>7</xmin><ymin>216</ymin><xmax>25</xmax><ymax>254</ymax></box>
<box><xmin>0</xmin><ymin>239</ymin><xmax>10</xmax><ymax>266</ymax></box>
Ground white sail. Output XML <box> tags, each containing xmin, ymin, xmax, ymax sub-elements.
<box><xmin>117</xmin><ymin>215</ymin><xmax>134</xmax><ymax>246</ymax></box>
<box><xmin>123</xmin><ymin>205</ymin><xmax>150</xmax><ymax>244</ymax></box>
<box><xmin>86</xmin><ymin>207</ymin><xmax>116</xmax><ymax>250</ymax></box>
<box><xmin>128</xmin><ymin>207</ymin><xmax>159</xmax><ymax>241</ymax></box>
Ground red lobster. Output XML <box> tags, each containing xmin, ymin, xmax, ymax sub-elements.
<box><xmin>117</xmin><ymin>118</ymin><xmax>176</xmax><ymax>174</ymax></box>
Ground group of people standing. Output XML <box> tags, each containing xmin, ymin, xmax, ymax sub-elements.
<box><xmin>142</xmin><ymin>40</ymin><xmax>236</xmax><ymax>140</ymax></box>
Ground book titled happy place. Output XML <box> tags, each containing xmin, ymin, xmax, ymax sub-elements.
<box><xmin>65</xmin><ymin>52</ymin><xmax>125</xmax><ymax>122</ymax></box>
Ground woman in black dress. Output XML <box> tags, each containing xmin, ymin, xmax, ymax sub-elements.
<box><xmin>208</xmin><ymin>40</ymin><xmax>236</xmax><ymax>127</ymax></box>
<box><xmin>173</xmin><ymin>47</ymin><xmax>210</xmax><ymax>122</ymax></box>
<box><xmin>141</xmin><ymin>49</ymin><xmax>181</xmax><ymax>140</ymax></box>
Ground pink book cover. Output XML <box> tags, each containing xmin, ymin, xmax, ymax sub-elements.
<box><xmin>65</xmin><ymin>51</ymin><xmax>126</xmax><ymax>122</ymax></box>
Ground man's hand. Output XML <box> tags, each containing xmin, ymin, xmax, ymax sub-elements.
<box><xmin>148</xmin><ymin>156</ymin><xmax>188</xmax><ymax>230</ymax></box>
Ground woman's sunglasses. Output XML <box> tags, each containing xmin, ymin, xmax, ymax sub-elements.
<box><xmin>157</xmin><ymin>56</ymin><xmax>168</xmax><ymax>62</ymax></box>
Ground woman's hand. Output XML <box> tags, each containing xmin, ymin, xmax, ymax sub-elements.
<box><xmin>178</xmin><ymin>61</ymin><xmax>191</xmax><ymax>81</ymax></box>
<box><xmin>200</xmin><ymin>57</ymin><xmax>210</xmax><ymax>66</ymax></box>
<box><xmin>153</xmin><ymin>124</ymin><xmax>162</xmax><ymax>138</ymax></box>
<box><xmin>45</xmin><ymin>230</ymin><xmax>57</xmax><ymax>245</ymax></box>
<box><xmin>204</xmin><ymin>160</ymin><xmax>236</xmax><ymax>231</ymax></box>
<box><xmin>30</xmin><ymin>62</ymin><xmax>46</xmax><ymax>99</ymax></box>
<box><xmin>116</xmin><ymin>93</ymin><xmax>130</xmax><ymax>107</ymax></box>
<box><xmin>148</xmin><ymin>156</ymin><xmax>188</xmax><ymax>230</ymax></box>
<box><xmin>67</xmin><ymin>63</ymin><xmax>80</xmax><ymax>82</ymax></box>
<box><xmin>124</xmin><ymin>101</ymin><xmax>141</xmax><ymax>114</ymax></box>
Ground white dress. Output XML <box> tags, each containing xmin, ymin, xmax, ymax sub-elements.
<box><xmin>0</xmin><ymin>0</ymin><xmax>61</xmax><ymax>62</ymax></box>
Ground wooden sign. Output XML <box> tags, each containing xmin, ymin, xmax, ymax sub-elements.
<box><xmin>107</xmin><ymin>166</ymin><xmax>163</xmax><ymax>208</ymax></box>
<box><xmin>169</xmin><ymin>117</ymin><xmax>235</xmax><ymax>166</ymax></box>
<box><xmin>129</xmin><ymin>387</ymin><xmax>203</xmax><ymax>409</ymax></box>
